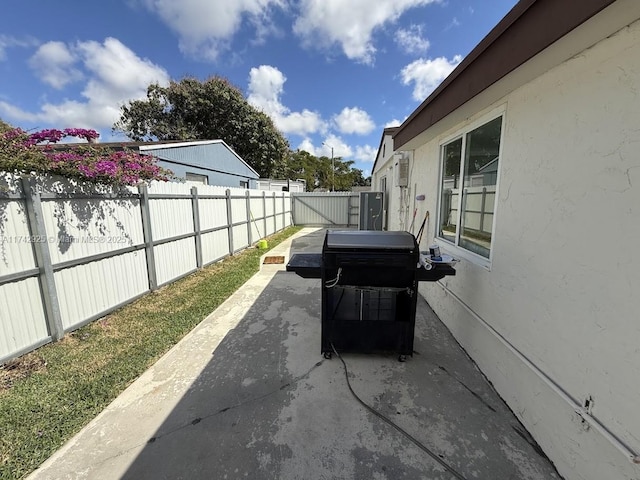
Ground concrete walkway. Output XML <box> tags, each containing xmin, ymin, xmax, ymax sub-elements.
<box><xmin>28</xmin><ymin>228</ymin><xmax>560</xmax><ymax>480</ymax></box>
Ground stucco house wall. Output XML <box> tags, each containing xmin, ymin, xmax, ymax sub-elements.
<box><xmin>372</xmin><ymin>128</ymin><xmax>424</xmax><ymax>232</ymax></box>
<box><xmin>371</xmin><ymin>129</ymin><xmax>395</xmax><ymax>230</ymax></box>
<box><xmin>408</xmin><ymin>11</ymin><xmax>640</xmax><ymax>480</ymax></box>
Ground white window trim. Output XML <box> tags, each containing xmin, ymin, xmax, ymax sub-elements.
<box><xmin>380</xmin><ymin>175</ymin><xmax>387</xmax><ymax>192</ymax></box>
<box><xmin>185</xmin><ymin>172</ymin><xmax>209</xmax><ymax>185</ymax></box>
<box><xmin>435</xmin><ymin>107</ymin><xmax>506</xmax><ymax>271</ymax></box>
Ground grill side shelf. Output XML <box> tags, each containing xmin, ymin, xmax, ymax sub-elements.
<box><xmin>286</xmin><ymin>253</ymin><xmax>322</xmax><ymax>279</ymax></box>
<box><xmin>416</xmin><ymin>264</ymin><xmax>456</xmax><ymax>281</ymax></box>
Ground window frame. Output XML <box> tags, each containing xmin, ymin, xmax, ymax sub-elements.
<box><xmin>379</xmin><ymin>175</ymin><xmax>387</xmax><ymax>193</ymax></box>
<box><xmin>185</xmin><ymin>172</ymin><xmax>209</xmax><ymax>185</ymax></box>
<box><xmin>435</xmin><ymin>109</ymin><xmax>506</xmax><ymax>270</ymax></box>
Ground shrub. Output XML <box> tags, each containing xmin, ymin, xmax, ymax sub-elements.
<box><xmin>0</xmin><ymin>128</ymin><xmax>172</xmax><ymax>186</ymax></box>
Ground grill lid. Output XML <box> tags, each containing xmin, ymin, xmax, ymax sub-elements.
<box><xmin>324</xmin><ymin>230</ymin><xmax>416</xmax><ymax>250</ymax></box>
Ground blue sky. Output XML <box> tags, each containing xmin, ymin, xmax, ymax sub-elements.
<box><xmin>0</xmin><ymin>0</ymin><xmax>518</xmax><ymax>177</ymax></box>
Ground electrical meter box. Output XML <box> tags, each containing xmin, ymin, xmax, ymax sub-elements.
<box><xmin>396</xmin><ymin>156</ymin><xmax>409</xmax><ymax>187</ymax></box>
<box><xmin>359</xmin><ymin>192</ymin><xmax>384</xmax><ymax>230</ymax></box>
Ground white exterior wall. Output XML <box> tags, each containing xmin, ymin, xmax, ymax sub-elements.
<box><xmin>372</xmin><ymin>134</ymin><xmax>393</xmax><ymax>229</ymax></box>
<box><xmin>372</xmin><ymin>155</ymin><xmax>393</xmax><ymax>229</ymax></box>
<box><xmin>413</xmin><ymin>18</ymin><xmax>640</xmax><ymax>480</ymax></box>
<box><xmin>372</xmin><ymin>133</ymin><xmax>421</xmax><ymax>232</ymax></box>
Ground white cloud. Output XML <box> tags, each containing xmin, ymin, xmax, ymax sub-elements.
<box><xmin>29</xmin><ymin>41</ymin><xmax>83</xmax><ymax>89</ymax></box>
<box><xmin>400</xmin><ymin>55</ymin><xmax>462</xmax><ymax>101</ymax></box>
<box><xmin>298</xmin><ymin>136</ymin><xmax>373</xmax><ymax>163</ymax></box>
<box><xmin>277</xmin><ymin>110</ymin><xmax>326</xmax><ymax>136</ymax></box>
<box><xmin>0</xmin><ymin>38</ymin><xmax>169</xmax><ymax>132</ymax></box>
<box><xmin>0</xmin><ymin>34</ymin><xmax>37</xmax><ymax>61</ymax></box>
<box><xmin>77</xmin><ymin>38</ymin><xmax>169</xmax><ymax>102</ymax></box>
<box><xmin>142</xmin><ymin>0</ymin><xmax>285</xmax><ymax>60</ymax></box>
<box><xmin>247</xmin><ymin>64</ymin><xmax>326</xmax><ymax>136</ymax></box>
<box><xmin>0</xmin><ymin>101</ymin><xmax>38</xmax><ymax>122</ymax></box>
<box><xmin>385</xmin><ymin>119</ymin><xmax>402</xmax><ymax>128</ymax></box>
<box><xmin>296</xmin><ymin>137</ymin><xmax>316</xmax><ymax>155</ymax></box>
<box><xmin>320</xmin><ymin>135</ymin><xmax>352</xmax><ymax>158</ymax></box>
<box><xmin>293</xmin><ymin>0</ymin><xmax>438</xmax><ymax>64</ymax></box>
<box><xmin>333</xmin><ymin>107</ymin><xmax>375</xmax><ymax>135</ymax></box>
<box><xmin>354</xmin><ymin>144</ymin><xmax>377</xmax><ymax>163</ymax></box>
<box><xmin>395</xmin><ymin>24</ymin><xmax>430</xmax><ymax>55</ymax></box>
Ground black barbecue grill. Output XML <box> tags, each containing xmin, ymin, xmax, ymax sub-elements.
<box><xmin>286</xmin><ymin>230</ymin><xmax>455</xmax><ymax>361</ymax></box>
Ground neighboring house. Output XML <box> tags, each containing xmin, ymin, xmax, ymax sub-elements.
<box><xmin>139</xmin><ymin>140</ymin><xmax>259</xmax><ymax>189</ymax></box>
<box><xmin>380</xmin><ymin>1</ymin><xmax>640</xmax><ymax>479</ymax></box>
<box><xmin>46</xmin><ymin>139</ymin><xmax>260</xmax><ymax>189</ymax></box>
<box><xmin>257</xmin><ymin>178</ymin><xmax>306</xmax><ymax>192</ymax></box>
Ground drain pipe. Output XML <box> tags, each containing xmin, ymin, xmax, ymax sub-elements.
<box><xmin>434</xmin><ymin>281</ymin><xmax>640</xmax><ymax>465</ymax></box>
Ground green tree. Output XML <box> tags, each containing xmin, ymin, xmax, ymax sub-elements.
<box><xmin>287</xmin><ymin>150</ymin><xmax>319</xmax><ymax>190</ymax></box>
<box><xmin>332</xmin><ymin>159</ymin><xmax>368</xmax><ymax>191</ymax></box>
<box><xmin>286</xmin><ymin>150</ymin><xmax>367</xmax><ymax>191</ymax></box>
<box><xmin>113</xmin><ymin>76</ymin><xmax>290</xmax><ymax>178</ymax></box>
<box><xmin>348</xmin><ymin>166</ymin><xmax>368</xmax><ymax>187</ymax></box>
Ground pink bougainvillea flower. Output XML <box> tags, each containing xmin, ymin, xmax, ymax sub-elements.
<box><xmin>2</xmin><ymin>127</ymin><xmax>172</xmax><ymax>186</ymax></box>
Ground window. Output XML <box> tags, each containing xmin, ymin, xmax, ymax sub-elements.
<box><xmin>380</xmin><ymin>176</ymin><xmax>387</xmax><ymax>193</ymax></box>
<box><xmin>438</xmin><ymin>115</ymin><xmax>503</xmax><ymax>260</ymax></box>
<box><xmin>185</xmin><ymin>172</ymin><xmax>208</xmax><ymax>185</ymax></box>
<box><xmin>239</xmin><ymin>180</ymin><xmax>249</xmax><ymax>188</ymax></box>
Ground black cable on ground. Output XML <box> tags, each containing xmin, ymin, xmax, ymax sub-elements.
<box><xmin>145</xmin><ymin>360</ymin><xmax>324</xmax><ymax>446</ymax></box>
<box><xmin>330</xmin><ymin>343</ymin><xmax>468</xmax><ymax>480</ymax></box>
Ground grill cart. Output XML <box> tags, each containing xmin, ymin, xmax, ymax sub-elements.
<box><xmin>286</xmin><ymin>230</ymin><xmax>455</xmax><ymax>361</ymax></box>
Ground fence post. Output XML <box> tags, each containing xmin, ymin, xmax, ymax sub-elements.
<box><xmin>226</xmin><ymin>189</ymin><xmax>234</xmax><ymax>255</ymax></box>
<box><xmin>282</xmin><ymin>193</ymin><xmax>286</xmax><ymax>229</ymax></box>
<box><xmin>138</xmin><ymin>185</ymin><xmax>157</xmax><ymax>291</ymax></box>
<box><xmin>272</xmin><ymin>192</ymin><xmax>277</xmax><ymax>233</ymax></box>
<box><xmin>262</xmin><ymin>191</ymin><xmax>267</xmax><ymax>237</ymax></box>
<box><xmin>245</xmin><ymin>190</ymin><xmax>252</xmax><ymax>246</ymax></box>
<box><xmin>21</xmin><ymin>177</ymin><xmax>64</xmax><ymax>340</ymax></box>
<box><xmin>347</xmin><ymin>195</ymin><xmax>352</xmax><ymax>227</ymax></box>
<box><xmin>480</xmin><ymin>186</ymin><xmax>487</xmax><ymax>233</ymax></box>
<box><xmin>443</xmin><ymin>190</ymin><xmax>451</xmax><ymax>228</ymax></box>
<box><xmin>191</xmin><ymin>186</ymin><xmax>202</xmax><ymax>268</ymax></box>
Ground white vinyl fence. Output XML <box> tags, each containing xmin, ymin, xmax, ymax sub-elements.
<box><xmin>0</xmin><ymin>174</ymin><xmax>291</xmax><ymax>363</ymax></box>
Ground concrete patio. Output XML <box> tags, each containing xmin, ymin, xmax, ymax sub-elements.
<box><xmin>28</xmin><ymin>227</ymin><xmax>560</xmax><ymax>480</ymax></box>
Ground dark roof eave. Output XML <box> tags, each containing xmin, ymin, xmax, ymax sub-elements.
<box><xmin>393</xmin><ymin>0</ymin><xmax>616</xmax><ymax>150</ymax></box>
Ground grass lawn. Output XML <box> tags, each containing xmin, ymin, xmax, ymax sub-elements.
<box><xmin>0</xmin><ymin>225</ymin><xmax>302</xmax><ymax>480</ymax></box>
